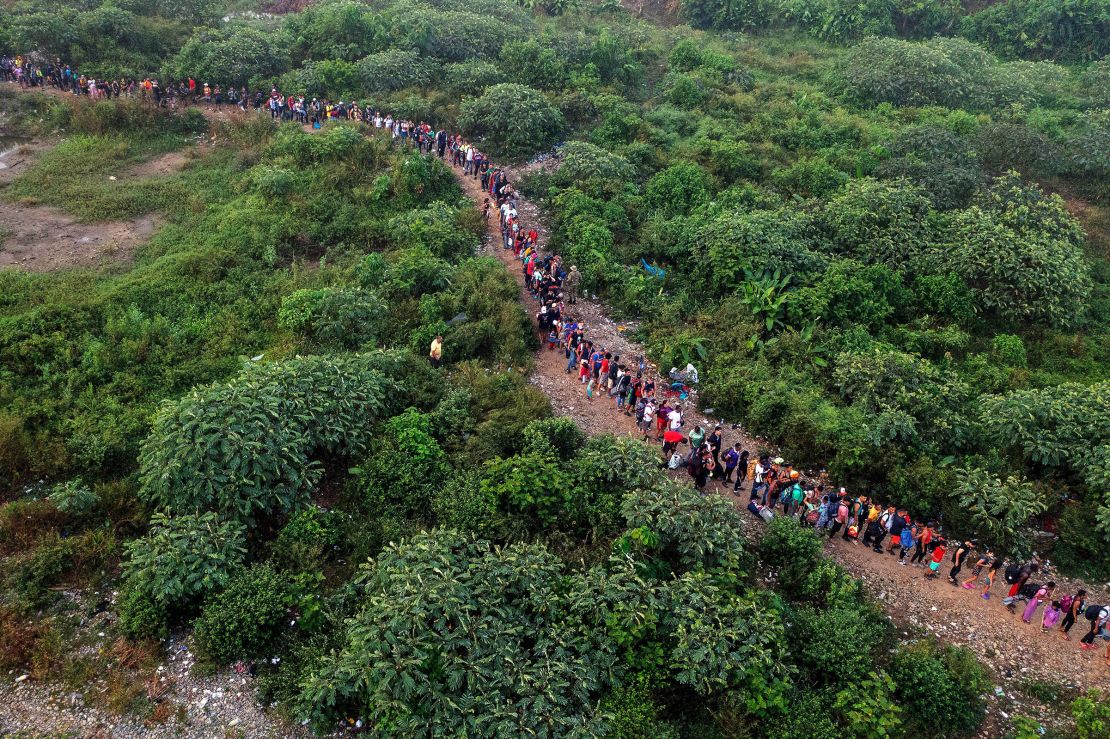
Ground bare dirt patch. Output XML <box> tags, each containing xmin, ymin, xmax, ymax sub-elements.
<box><xmin>0</xmin><ymin>204</ymin><xmax>159</xmax><ymax>272</ymax></box>
<box><xmin>123</xmin><ymin>149</ymin><xmax>190</xmax><ymax>179</ymax></box>
<box><xmin>0</xmin><ymin>140</ymin><xmax>54</xmax><ymax>185</ymax></box>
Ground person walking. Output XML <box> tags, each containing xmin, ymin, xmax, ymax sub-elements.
<box><xmin>429</xmin><ymin>335</ymin><xmax>443</xmax><ymax>368</ymax></box>
<box><xmin>565</xmin><ymin>265</ymin><xmax>580</xmax><ymax>304</ymax></box>
<box><xmin>1061</xmin><ymin>590</ymin><xmax>1088</xmax><ymax>640</ymax></box>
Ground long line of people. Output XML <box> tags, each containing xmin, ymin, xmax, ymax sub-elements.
<box><xmin>13</xmin><ymin>49</ymin><xmax>1110</xmax><ymax>671</ymax></box>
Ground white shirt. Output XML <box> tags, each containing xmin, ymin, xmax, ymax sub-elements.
<box><xmin>668</xmin><ymin>410</ymin><xmax>682</xmax><ymax>431</ymax></box>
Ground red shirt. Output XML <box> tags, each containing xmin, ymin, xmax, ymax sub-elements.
<box><xmin>663</xmin><ymin>430</ymin><xmax>684</xmax><ymax>444</ymax></box>
<box><xmin>930</xmin><ymin>546</ymin><xmax>947</xmax><ymax>564</ymax></box>
<box><xmin>600</xmin><ymin>359</ymin><xmax>609</xmax><ymax>375</ymax></box>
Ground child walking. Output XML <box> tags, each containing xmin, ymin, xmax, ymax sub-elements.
<box><xmin>1042</xmin><ymin>600</ymin><xmax>1063</xmax><ymax>633</ymax></box>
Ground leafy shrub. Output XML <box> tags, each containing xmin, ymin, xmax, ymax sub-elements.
<box><xmin>139</xmin><ymin>354</ymin><xmax>400</xmax><ymax>523</ymax></box>
<box><xmin>499</xmin><ymin>39</ymin><xmax>567</xmax><ymax>90</ymax></box>
<box><xmin>876</xmin><ymin>126</ymin><xmax>982</xmax><ymax>209</ymax></box>
<box><xmin>681</xmin><ymin>0</ymin><xmax>774</xmax><ymax>31</ymax></box>
<box><xmin>793</xmin><ymin>603</ymin><xmax>891</xmax><ymax>687</ymax></box>
<box><xmin>834</xmin><ymin>37</ymin><xmax>974</xmax><ymax>108</ymax></box>
<box><xmin>663</xmin><ymin>575</ymin><xmax>793</xmax><ymax>706</ymax></box>
<box><xmin>554</xmin><ymin>141</ymin><xmax>636</xmax><ymax>197</ymax></box>
<box><xmin>991</xmin><ymin>334</ymin><xmax>1027</xmax><ymax>367</ymax></box>
<box><xmin>295</xmin><ymin>530</ymin><xmax>628</xmax><ymax>734</ymax></box>
<box><xmin>1072</xmin><ymin>689</ymin><xmax>1110</xmax><ymax>739</ymax></box>
<box><xmin>271</xmin><ymin>507</ymin><xmax>341</xmax><ymax>573</ymax></box>
<box><xmin>660</xmin><ymin>73</ymin><xmax>707</xmax><ymax>109</ymax></box>
<box><xmin>386</xmin><ymin>200</ymin><xmax>479</xmax><ymax>261</ymax></box>
<box><xmin>770</xmin><ymin>157</ymin><xmax>849</xmax><ymax>197</ymax></box>
<box><xmin>600</xmin><ymin>674</ymin><xmax>680</xmax><ymax>739</ymax></box>
<box><xmin>119</xmin><ymin>512</ymin><xmax>247</xmax><ymax>638</ymax></box>
<box><xmin>759</xmin><ymin>516</ymin><xmax>823</xmax><ymax>596</ymax></box>
<box><xmin>834</xmin><ymin>670</ymin><xmax>902</xmax><ymax>738</ymax></box>
<box><xmin>943</xmin><ymin>196</ymin><xmax>1090</xmax><ymax>328</ymax></box>
<box><xmin>954</xmin><ymin>468</ymin><xmax>1048</xmax><ymax>558</ymax></box>
<box><xmin>890</xmin><ymin>640</ymin><xmax>987</xmax><ymax>737</ymax></box>
<box><xmin>166</xmin><ymin>25</ymin><xmax>292</xmax><ymax>87</ymax></box>
<box><xmin>478</xmin><ymin>452</ymin><xmax>575</xmax><ymax>532</ymax></box>
<box><xmin>353</xmin><ymin>409</ymin><xmax>450</xmax><ymax>520</ymax></box>
<box><xmin>278</xmin><ymin>288</ymin><xmax>385</xmax><ymax>350</ymax></box>
<box><xmin>961</xmin><ymin>0</ymin><xmax>1109</xmax><ymax>63</ymax></box>
<box><xmin>444</xmin><ymin>60</ymin><xmax>507</xmax><ymax>95</ymax></box>
<box><xmin>48</xmin><ymin>480</ymin><xmax>98</xmax><ymax>518</ymax></box>
<box><xmin>356</xmin><ymin>49</ymin><xmax>432</xmax><ymax>92</ymax></box>
<box><xmin>644</xmin><ymin>163</ymin><xmax>710</xmax><ymax>218</ymax></box>
<box><xmin>521</xmin><ymin>417</ymin><xmax>586</xmax><ymax>460</ymax></box>
<box><xmin>620</xmin><ymin>481</ymin><xmax>747</xmax><ymax>573</ymax></box>
<box><xmin>458</xmin><ymin>83</ymin><xmax>565</xmax><ymax>158</ymax></box>
<box><xmin>194</xmin><ymin>564</ymin><xmax>289</xmax><ymax>665</ymax></box>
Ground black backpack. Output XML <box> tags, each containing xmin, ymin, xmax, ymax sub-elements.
<box><xmin>1018</xmin><ymin>582</ymin><xmax>1040</xmax><ymax>599</ymax></box>
<box><xmin>1086</xmin><ymin>604</ymin><xmax>1104</xmax><ymax>621</ymax></box>
<box><xmin>1004</xmin><ymin>564</ymin><xmax>1023</xmax><ymax>584</ymax></box>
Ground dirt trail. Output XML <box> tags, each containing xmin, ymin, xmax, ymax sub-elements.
<box><xmin>450</xmin><ymin>164</ymin><xmax>1110</xmax><ymax>695</ymax></box>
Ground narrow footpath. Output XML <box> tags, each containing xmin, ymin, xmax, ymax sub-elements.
<box><xmin>450</xmin><ymin>165</ymin><xmax>1110</xmax><ymax>699</ymax></box>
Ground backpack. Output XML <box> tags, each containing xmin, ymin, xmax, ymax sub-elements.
<box><xmin>1085</xmin><ymin>604</ymin><xmax>1103</xmax><ymax>621</ymax></box>
<box><xmin>1004</xmin><ymin>564</ymin><xmax>1023</xmax><ymax>584</ymax></box>
<box><xmin>1060</xmin><ymin>595</ymin><xmax>1074</xmax><ymax>613</ymax></box>
<box><xmin>1019</xmin><ymin>582</ymin><xmax>1041</xmax><ymax>599</ymax></box>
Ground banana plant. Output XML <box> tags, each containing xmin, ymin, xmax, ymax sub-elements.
<box><xmin>739</xmin><ymin>268</ymin><xmax>792</xmax><ymax>335</ymax></box>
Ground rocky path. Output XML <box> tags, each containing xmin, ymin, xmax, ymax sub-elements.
<box><xmin>450</xmin><ymin>164</ymin><xmax>1110</xmax><ymax>695</ymax></box>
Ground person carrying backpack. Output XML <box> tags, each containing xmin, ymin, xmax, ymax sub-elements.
<box><xmin>948</xmin><ymin>540</ymin><xmax>975</xmax><ymax>585</ymax></box>
<box><xmin>1080</xmin><ymin>604</ymin><xmax>1110</xmax><ymax>661</ymax></box>
<box><xmin>1022</xmin><ymin>582</ymin><xmax>1055</xmax><ymax>624</ymax></box>
<box><xmin>898</xmin><ymin>519</ymin><xmax>915</xmax><ymax>564</ymax></box>
<box><xmin>1061</xmin><ymin>590</ymin><xmax>1087</xmax><ymax>640</ymax></box>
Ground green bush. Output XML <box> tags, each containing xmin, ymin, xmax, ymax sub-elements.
<box><xmin>620</xmin><ymin>481</ymin><xmax>747</xmax><ymax>574</ymax></box>
<box><xmin>600</xmin><ymin>674</ymin><xmax>680</xmax><ymax>739</ymax></box>
<box><xmin>890</xmin><ymin>640</ymin><xmax>987</xmax><ymax>737</ymax></box>
<box><xmin>166</xmin><ymin>25</ymin><xmax>291</xmax><ymax>87</ymax></box>
<box><xmin>271</xmin><ymin>507</ymin><xmax>341</xmax><ymax>573</ymax></box>
<box><xmin>48</xmin><ymin>480</ymin><xmax>98</xmax><ymax>518</ymax></box>
<box><xmin>295</xmin><ymin>530</ymin><xmax>631</xmax><ymax>734</ymax></box>
<box><xmin>353</xmin><ymin>409</ymin><xmax>451</xmax><ymax>520</ymax></box>
<box><xmin>554</xmin><ymin>141</ymin><xmax>636</xmax><ymax>197</ymax></box>
<box><xmin>943</xmin><ymin>197</ymin><xmax>1090</xmax><ymax>329</ymax></box>
<box><xmin>961</xmin><ymin>0</ymin><xmax>1109</xmax><ymax>63</ymax></box>
<box><xmin>139</xmin><ymin>354</ymin><xmax>400</xmax><ymax>523</ymax></box>
<box><xmin>356</xmin><ymin>49</ymin><xmax>432</xmax><ymax>92</ymax></box>
<box><xmin>759</xmin><ymin>517</ymin><xmax>824</xmax><ymax>596</ymax></box>
<box><xmin>194</xmin><ymin>564</ymin><xmax>289</xmax><ymax>665</ymax></box>
<box><xmin>445</xmin><ymin>60</ymin><xmax>508</xmax><ymax>95</ymax></box>
<box><xmin>278</xmin><ymin>288</ymin><xmax>385</xmax><ymax>350</ymax></box>
<box><xmin>119</xmin><ymin>512</ymin><xmax>247</xmax><ymax>638</ymax></box>
<box><xmin>793</xmin><ymin>603</ymin><xmax>891</xmax><ymax>687</ymax></box>
<box><xmin>458</xmin><ymin>83</ymin><xmax>565</xmax><ymax>158</ymax></box>
<box><xmin>834</xmin><ymin>37</ymin><xmax>975</xmax><ymax>108</ymax></box>
<box><xmin>644</xmin><ymin>162</ymin><xmax>710</xmax><ymax>218</ymax></box>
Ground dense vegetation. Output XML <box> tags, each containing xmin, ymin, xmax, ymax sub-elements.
<box><xmin>2</xmin><ymin>0</ymin><xmax>1110</xmax><ymax>734</ymax></box>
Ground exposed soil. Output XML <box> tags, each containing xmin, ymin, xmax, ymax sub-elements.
<box><xmin>450</xmin><ymin>163</ymin><xmax>1110</xmax><ymax>699</ymax></box>
<box><xmin>123</xmin><ymin>149</ymin><xmax>190</xmax><ymax>179</ymax></box>
<box><xmin>0</xmin><ymin>203</ymin><xmax>160</xmax><ymax>272</ymax></box>
<box><xmin>0</xmin><ymin>631</ymin><xmax>310</xmax><ymax>738</ymax></box>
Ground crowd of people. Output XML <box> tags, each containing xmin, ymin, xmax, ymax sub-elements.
<box><xmin>468</xmin><ymin>135</ymin><xmax>1110</xmax><ymax>669</ymax></box>
<box><xmin>0</xmin><ymin>54</ymin><xmax>478</xmax><ymax>145</ymax></box>
<box><xmin>10</xmin><ymin>48</ymin><xmax>1109</xmax><ymax>671</ymax></box>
